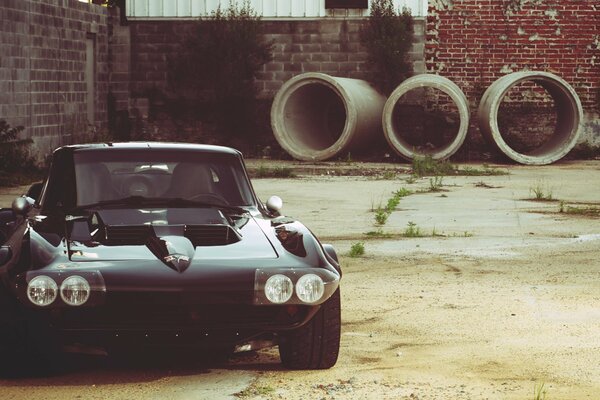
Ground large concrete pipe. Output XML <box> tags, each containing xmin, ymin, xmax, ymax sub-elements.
<box><xmin>271</xmin><ymin>73</ymin><xmax>386</xmax><ymax>161</ymax></box>
<box><xmin>382</xmin><ymin>74</ymin><xmax>470</xmax><ymax>161</ymax></box>
<box><xmin>477</xmin><ymin>71</ymin><xmax>583</xmax><ymax>165</ymax></box>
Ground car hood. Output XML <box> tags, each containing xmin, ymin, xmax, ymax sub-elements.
<box><xmin>66</xmin><ymin>208</ymin><xmax>279</xmax><ymax>265</ymax></box>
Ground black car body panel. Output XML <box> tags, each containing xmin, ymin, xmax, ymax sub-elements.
<box><xmin>0</xmin><ymin>143</ymin><xmax>341</xmax><ymax>364</ymax></box>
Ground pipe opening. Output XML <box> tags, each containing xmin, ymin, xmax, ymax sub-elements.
<box><xmin>478</xmin><ymin>71</ymin><xmax>582</xmax><ymax>165</ymax></box>
<box><xmin>390</xmin><ymin>87</ymin><xmax>462</xmax><ymax>156</ymax></box>
<box><xmin>497</xmin><ymin>81</ymin><xmax>565</xmax><ymax>157</ymax></box>
<box><xmin>282</xmin><ymin>83</ymin><xmax>347</xmax><ymax>152</ymax></box>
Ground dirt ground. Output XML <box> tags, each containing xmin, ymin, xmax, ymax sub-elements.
<box><xmin>0</xmin><ymin>160</ymin><xmax>599</xmax><ymax>399</ymax></box>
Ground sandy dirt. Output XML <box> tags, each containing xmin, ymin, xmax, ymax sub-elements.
<box><xmin>0</xmin><ymin>160</ymin><xmax>599</xmax><ymax>399</ymax></box>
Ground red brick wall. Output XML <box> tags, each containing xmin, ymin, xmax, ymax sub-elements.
<box><xmin>426</xmin><ymin>0</ymin><xmax>600</xmax><ymax>113</ymax></box>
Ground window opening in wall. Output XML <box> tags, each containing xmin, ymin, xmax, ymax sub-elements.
<box><xmin>325</xmin><ymin>0</ymin><xmax>368</xmax><ymax>8</ymax></box>
<box><xmin>86</xmin><ymin>33</ymin><xmax>96</xmax><ymax>126</ymax></box>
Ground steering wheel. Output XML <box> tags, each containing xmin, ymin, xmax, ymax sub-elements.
<box><xmin>188</xmin><ymin>193</ymin><xmax>230</xmax><ymax>205</ymax></box>
<box><xmin>125</xmin><ymin>176</ymin><xmax>154</xmax><ymax>197</ymax></box>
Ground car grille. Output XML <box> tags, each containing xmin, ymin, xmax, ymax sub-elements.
<box><xmin>57</xmin><ymin>296</ymin><xmax>308</xmax><ymax>331</ymax></box>
<box><xmin>103</xmin><ymin>224</ymin><xmax>240</xmax><ymax>246</ymax></box>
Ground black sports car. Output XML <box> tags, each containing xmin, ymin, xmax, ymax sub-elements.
<box><xmin>0</xmin><ymin>143</ymin><xmax>341</xmax><ymax>374</ymax></box>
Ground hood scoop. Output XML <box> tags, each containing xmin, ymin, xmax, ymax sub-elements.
<box><xmin>146</xmin><ymin>234</ymin><xmax>194</xmax><ymax>273</ymax></box>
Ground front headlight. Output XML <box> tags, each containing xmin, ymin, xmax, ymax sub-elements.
<box><xmin>27</xmin><ymin>275</ymin><xmax>58</xmax><ymax>306</ymax></box>
<box><xmin>60</xmin><ymin>275</ymin><xmax>91</xmax><ymax>306</ymax></box>
<box><xmin>295</xmin><ymin>274</ymin><xmax>325</xmax><ymax>303</ymax></box>
<box><xmin>264</xmin><ymin>274</ymin><xmax>293</xmax><ymax>304</ymax></box>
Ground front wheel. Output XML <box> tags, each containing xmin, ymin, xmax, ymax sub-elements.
<box><xmin>278</xmin><ymin>289</ymin><xmax>341</xmax><ymax>369</ymax></box>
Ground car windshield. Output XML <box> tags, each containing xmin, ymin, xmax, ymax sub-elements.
<box><xmin>73</xmin><ymin>150</ymin><xmax>254</xmax><ymax>207</ymax></box>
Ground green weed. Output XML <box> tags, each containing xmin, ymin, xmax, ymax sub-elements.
<box><xmin>403</xmin><ymin>221</ymin><xmax>423</xmax><ymax>237</ymax></box>
<box><xmin>349</xmin><ymin>242</ymin><xmax>365</xmax><ymax>257</ymax></box>
<box><xmin>374</xmin><ymin>208</ymin><xmax>389</xmax><ymax>225</ymax></box>
<box><xmin>428</xmin><ymin>176</ymin><xmax>444</xmax><ymax>192</ymax></box>
<box><xmin>533</xmin><ymin>382</ymin><xmax>547</xmax><ymax>400</ymax></box>
<box><xmin>252</xmin><ymin>165</ymin><xmax>296</xmax><ymax>178</ymax></box>
<box><xmin>412</xmin><ymin>155</ymin><xmax>455</xmax><ymax>177</ymax></box>
<box><xmin>529</xmin><ymin>180</ymin><xmax>553</xmax><ymax>201</ymax></box>
<box><xmin>235</xmin><ymin>385</ymin><xmax>275</xmax><ymax>398</ymax></box>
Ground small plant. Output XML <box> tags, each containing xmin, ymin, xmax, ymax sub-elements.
<box><xmin>374</xmin><ymin>208</ymin><xmax>389</xmax><ymax>225</ymax></box>
<box><xmin>533</xmin><ymin>382</ymin><xmax>547</xmax><ymax>400</ymax></box>
<box><xmin>412</xmin><ymin>155</ymin><xmax>455</xmax><ymax>177</ymax></box>
<box><xmin>404</xmin><ymin>221</ymin><xmax>423</xmax><ymax>237</ymax></box>
<box><xmin>405</xmin><ymin>174</ymin><xmax>418</xmax><ymax>184</ymax></box>
<box><xmin>235</xmin><ymin>384</ymin><xmax>275</xmax><ymax>398</ymax></box>
<box><xmin>562</xmin><ymin>204</ymin><xmax>600</xmax><ymax>217</ymax></box>
<box><xmin>385</xmin><ymin>197</ymin><xmax>400</xmax><ymax>212</ymax></box>
<box><xmin>252</xmin><ymin>165</ymin><xmax>296</xmax><ymax>178</ymax></box>
<box><xmin>559</xmin><ymin>200</ymin><xmax>565</xmax><ymax>213</ymax></box>
<box><xmin>349</xmin><ymin>242</ymin><xmax>365</xmax><ymax>257</ymax></box>
<box><xmin>460</xmin><ymin>165</ymin><xmax>507</xmax><ymax>176</ymax></box>
<box><xmin>381</xmin><ymin>170</ymin><xmax>397</xmax><ymax>180</ymax></box>
<box><xmin>529</xmin><ymin>180</ymin><xmax>553</xmax><ymax>201</ymax></box>
<box><xmin>364</xmin><ymin>229</ymin><xmax>392</xmax><ymax>238</ymax></box>
<box><xmin>428</xmin><ymin>176</ymin><xmax>444</xmax><ymax>192</ymax></box>
<box><xmin>393</xmin><ymin>187</ymin><xmax>413</xmax><ymax>198</ymax></box>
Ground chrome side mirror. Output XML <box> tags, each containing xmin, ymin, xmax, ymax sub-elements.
<box><xmin>266</xmin><ymin>195</ymin><xmax>283</xmax><ymax>213</ymax></box>
<box><xmin>12</xmin><ymin>196</ymin><xmax>35</xmax><ymax>216</ymax></box>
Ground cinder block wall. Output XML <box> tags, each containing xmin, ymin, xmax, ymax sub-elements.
<box><xmin>128</xmin><ymin>18</ymin><xmax>426</xmax><ymax>99</ymax></box>
<box><xmin>0</xmin><ymin>0</ymin><xmax>109</xmax><ymax>159</ymax></box>
<box><xmin>427</xmin><ymin>0</ymin><xmax>600</xmax><ymax>144</ymax></box>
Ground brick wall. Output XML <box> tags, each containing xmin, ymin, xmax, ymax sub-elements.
<box><xmin>427</xmin><ymin>0</ymin><xmax>600</xmax><ymax>145</ymax></box>
<box><xmin>129</xmin><ymin>18</ymin><xmax>426</xmax><ymax>99</ymax></box>
<box><xmin>0</xmin><ymin>0</ymin><xmax>109</xmax><ymax>160</ymax></box>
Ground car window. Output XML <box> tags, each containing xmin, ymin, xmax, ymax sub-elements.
<box><xmin>73</xmin><ymin>151</ymin><xmax>254</xmax><ymax>207</ymax></box>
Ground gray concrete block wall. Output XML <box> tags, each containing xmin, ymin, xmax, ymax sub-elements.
<box><xmin>0</xmin><ymin>0</ymin><xmax>109</xmax><ymax>160</ymax></box>
<box><xmin>128</xmin><ymin>18</ymin><xmax>426</xmax><ymax>99</ymax></box>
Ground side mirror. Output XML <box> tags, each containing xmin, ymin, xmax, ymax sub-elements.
<box><xmin>26</xmin><ymin>182</ymin><xmax>43</xmax><ymax>201</ymax></box>
<box><xmin>266</xmin><ymin>195</ymin><xmax>283</xmax><ymax>213</ymax></box>
<box><xmin>0</xmin><ymin>246</ymin><xmax>12</xmax><ymax>266</ymax></box>
<box><xmin>12</xmin><ymin>196</ymin><xmax>35</xmax><ymax>216</ymax></box>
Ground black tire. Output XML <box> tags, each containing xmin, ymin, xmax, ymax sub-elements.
<box><xmin>279</xmin><ymin>289</ymin><xmax>341</xmax><ymax>369</ymax></box>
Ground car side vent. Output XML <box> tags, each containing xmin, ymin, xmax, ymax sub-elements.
<box><xmin>185</xmin><ymin>225</ymin><xmax>241</xmax><ymax>247</ymax></box>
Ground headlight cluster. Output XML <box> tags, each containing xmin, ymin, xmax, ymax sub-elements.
<box><xmin>255</xmin><ymin>268</ymin><xmax>337</xmax><ymax>305</ymax></box>
<box><xmin>25</xmin><ymin>272</ymin><xmax>104</xmax><ymax>307</ymax></box>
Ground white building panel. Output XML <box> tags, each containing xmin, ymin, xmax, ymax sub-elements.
<box><xmin>126</xmin><ymin>0</ymin><xmax>427</xmax><ymax>19</ymax></box>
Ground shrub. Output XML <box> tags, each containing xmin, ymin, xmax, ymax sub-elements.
<box><xmin>349</xmin><ymin>242</ymin><xmax>365</xmax><ymax>257</ymax></box>
<box><xmin>360</xmin><ymin>0</ymin><xmax>414</xmax><ymax>95</ymax></box>
<box><xmin>0</xmin><ymin>119</ymin><xmax>31</xmax><ymax>172</ymax></box>
<box><xmin>168</xmin><ymin>1</ymin><xmax>273</xmax><ymax>138</ymax></box>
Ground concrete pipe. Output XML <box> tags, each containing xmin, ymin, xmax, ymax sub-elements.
<box><xmin>382</xmin><ymin>74</ymin><xmax>470</xmax><ymax>161</ymax></box>
<box><xmin>477</xmin><ymin>71</ymin><xmax>583</xmax><ymax>165</ymax></box>
<box><xmin>271</xmin><ymin>73</ymin><xmax>386</xmax><ymax>161</ymax></box>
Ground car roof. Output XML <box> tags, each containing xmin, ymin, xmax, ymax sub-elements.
<box><xmin>56</xmin><ymin>142</ymin><xmax>242</xmax><ymax>157</ymax></box>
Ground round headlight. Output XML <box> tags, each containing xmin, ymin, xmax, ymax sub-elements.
<box><xmin>27</xmin><ymin>275</ymin><xmax>58</xmax><ymax>306</ymax></box>
<box><xmin>264</xmin><ymin>274</ymin><xmax>293</xmax><ymax>304</ymax></box>
<box><xmin>60</xmin><ymin>275</ymin><xmax>91</xmax><ymax>306</ymax></box>
<box><xmin>296</xmin><ymin>274</ymin><xmax>325</xmax><ymax>304</ymax></box>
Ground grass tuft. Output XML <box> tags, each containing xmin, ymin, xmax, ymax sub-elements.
<box><xmin>348</xmin><ymin>242</ymin><xmax>365</xmax><ymax>257</ymax></box>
